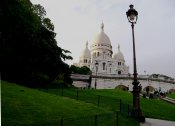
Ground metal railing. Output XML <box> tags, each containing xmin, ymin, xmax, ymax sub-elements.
<box><xmin>26</xmin><ymin>112</ymin><xmax>128</xmax><ymax>126</ymax></box>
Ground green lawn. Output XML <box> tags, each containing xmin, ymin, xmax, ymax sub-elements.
<box><xmin>2</xmin><ymin>80</ymin><xmax>174</xmax><ymax>126</ymax></box>
<box><xmin>93</xmin><ymin>90</ymin><xmax>175</xmax><ymax>121</ymax></box>
<box><xmin>44</xmin><ymin>88</ymin><xmax>175</xmax><ymax>121</ymax></box>
<box><xmin>1</xmin><ymin>81</ymin><xmax>138</xmax><ymax>126</ymax></box>
<box><xmin>90</xmin><ymin>90</ymin><xmax>175</xmax><ymax>121</ymax></box>
<box><xmin>167</xmin><ymin>92</ymin><xmax>175</xmax><ymax>99</ymax></box>
<box><xmin>141</xmin><ymin>98</ymin><xmax>175</xmax><ymax>121</ymax></box>
<box><xmin>40</xmin><ymin>89</ymin><xmax>127</xmax><ymax>111</ymax></box>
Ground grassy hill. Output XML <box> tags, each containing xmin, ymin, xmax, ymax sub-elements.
<box><xmin>2</xmin><ymin>80</ymin><xmax>174</xmax><ymax>126</ymax></box>
<box><xmin>86</xmin><ymin>89</ymin><xmax>175</xmax><ymax>121</ymax></box>
<box><xmin>44</xmin><ymin>88</ymin><xmax>175</xmax><ymax>121</ymax></box>
<box><xmin>167</xmin><ymin>93</ymin><xmax>175</xmax><ymax>99</ymax></box>
<box><xmin>1</xmin><ymin>81</ymin><xmax>138</xmax><ymax>126</ymax></box>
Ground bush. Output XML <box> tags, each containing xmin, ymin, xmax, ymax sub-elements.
<box><xmin>50</xmin><ymin>80</ymin><xmax>66</xmax><ymax>88</ymax></box>
<box><xmin>142</xmin><ymin>94</ymin><xmax>146</xmax><ymax>98</ymax></box>
<box><xmin>149</xmin><ymin>94</ymin><xmax>154</xmax><ymax>99</ymax></box>
<box><xmin>32</xmin><ymin>72</ymin><xmax>50</xmax><ymax>88</ymax></box>
<box><xmin>70</xmin><ymin>65</ymin><xmax>91</xmax><ymax>75</ymax></box>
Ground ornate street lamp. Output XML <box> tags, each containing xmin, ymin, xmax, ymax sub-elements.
<box><xmin>126</xmin><ymin>4</ymin><xmax>145</xmax><ymax>122</ymax></box>
<box><xmin>95</xmin><ymin>62</ymin><xmax>99</xmax><ymax>89</ymax></box>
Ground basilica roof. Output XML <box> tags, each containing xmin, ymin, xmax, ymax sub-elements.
<box><xmin>80</xmin><ymin>42</ymin><xmax>91</xmax><ymax>58</ymax></box>
<box><xmin>92</xmin><ymin>22</ymin><xmax>111</xmax><ymax>46</ymax></box>
<box><xmin>113</xmin><ymin>44</ymin><xmax>124</xmax><ymax>61</ymax></box>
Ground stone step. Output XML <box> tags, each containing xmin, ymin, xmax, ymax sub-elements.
<box><xmin>161</xmin><ymin>97</ymin><xmax>175</xmax><ymax>104</ymax></box>
<box><xmin>166</xmin><ymin>97</ymin><xmax>175</xmax><ymax>101</ymax></box>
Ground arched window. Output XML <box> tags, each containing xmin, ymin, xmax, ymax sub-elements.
<box><xmin>103</xmin><ymin>62</ymin><xmax>106</xmax><ymax>70</ymax></box>
<box><xmin>97</xmin><ymin>52</ymin><xmax>100</xmax><ymax>56</ymax></box>
<box><xmin>118</xmin><ymin>71</ymin><xmax>121</xmax><ymax>75</ymax></box>
<box><xmin>84</xmin><ymin>59</ymin><xmax>87</xmax><ymax>63</ymax></box>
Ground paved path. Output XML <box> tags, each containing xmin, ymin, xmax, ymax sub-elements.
<box><xmin>140</xmin><ymin>118</ymin><xmax>175</xmax><ymax>126</ymax></box>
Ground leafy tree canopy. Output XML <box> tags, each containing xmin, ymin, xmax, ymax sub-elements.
<box><xmin>70</xmin><ymin>65</ymin><xmax>91</xmax><ymax>75</ymax></box>
<box><xmin>0</xmin><ymin>0</ymin><xmax>72</xmax><ymax>87</ymax></box>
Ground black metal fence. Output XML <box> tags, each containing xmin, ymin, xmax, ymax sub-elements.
<box><xmin>35</xmin><ymin>89</ymin><xmax>136</xmax><ymax>126</ymax></box>
<box><xmin>27</xmin><ymin>112</ymin><xmax>130</xmax><ymax>126</ymax></box>
<box><xmin>40</xmin><ymin>88</ymin><xmax>134</xmax><ymax>114</ymax></box>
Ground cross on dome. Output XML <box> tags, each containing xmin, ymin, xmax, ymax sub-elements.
<box><xmin>86</xmin><ymin>41</ymin><xmax>88</xmax><ymax>47</ymax></box>
<box><xmin>101</xmin><ymin>21</ymin><xmax>104</xmax><ymax>31</ymax></box>
<box><xmin>118</xmin><ymin>44</ymin><xmax>120</xmax><ymax>52</ymax></box>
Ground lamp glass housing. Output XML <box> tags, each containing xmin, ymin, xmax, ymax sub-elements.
<box><xmin>129</xmin><ymin>14</ymin><xmax>136</xmax><ymax>21</ymax></box>
<box><xmin>126</xmin><ymin>4</ymin><xmax>138</xmax><ymax>23</ymax></box>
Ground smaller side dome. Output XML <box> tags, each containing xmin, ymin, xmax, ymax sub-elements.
<box><xmin>80</xmin><ymin>41</ymin><xmax>91</xmax><ymax>58</ymax></box>
<box><xmin>113</xmin><ymin>44</ymin><xmax>124</xmax><ymax>60</ymax></box>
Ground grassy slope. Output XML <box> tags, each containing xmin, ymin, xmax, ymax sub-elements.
<box><xmin>1</xmin><ymin>81</ymin><xmax>138</xmax><ymax>126</ymax></box>
<box><xmin>141</xmin><ymin>98</ymin><xmax>175</xmax><ymax>120</ymax></box>
<box><xmin>46</xmin><ymin>89</ymin><xmax>175</xmax><ymax>121</ymax></box>
<box><xmin>42</xmin><ymin>89</ymin><xmax>124</xmax><ymax>111</ymax></box>
<box><xmin>1</xmin><ymin>81</ymin><xmax>109</xmax><ymax>125</ymax></box>
<box><xmin>167</xmin><ymin>93</ymin><xmax>175</xmax><ymax>99</ymax></box>
<box><xmin>88</xmin><ymin>90</ymin><xmax>175</xmax><ymax>121</ymax></box>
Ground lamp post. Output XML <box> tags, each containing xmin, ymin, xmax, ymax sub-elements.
<box><xmin>95</xmin><ymin>62</ymin><xmax>98</xmax><ymax>89</ymax></box>
<box><xmin>126</xmin><ymin>4</ymin><xmax>145</xmax><ymax>122</ymax></box>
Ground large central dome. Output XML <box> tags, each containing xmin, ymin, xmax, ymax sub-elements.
<box><xmin>92</xmin><ymin>22</ymin><xmax>111</xmax><ymax>45</ymax></box>
<box><xmin>90</xmin><ymin>22</ymin><xmax>113</xmax><ymax>57</ymax></box>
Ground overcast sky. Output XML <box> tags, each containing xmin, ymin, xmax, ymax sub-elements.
<box><xmin>31</xmin><ymin>0</ymin><xmax>175</xmax><ymax>78</ymax></box>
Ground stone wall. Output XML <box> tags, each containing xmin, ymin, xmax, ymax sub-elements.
<box><xmin>71</xmin><ymin>74</ymin><xmax>175</xmax><ymax>92</ymax></box>
<box><xmin>91</xmin><ymin>77</ymin><xmax>175</xmax><ymax>92</ymax></box>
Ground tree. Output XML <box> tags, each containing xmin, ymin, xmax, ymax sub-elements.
<box><xmin>0</xmin><ymin>0</ymin><xmax>72</xmax><ymax>87</ymax></box>
<box><xmin>32</xmin><ymin>4</ymin><xmax>54</xmax><ymax>31</ymax></box>
<box><xmin>70</xmin><ymin>65</ymin><xmax>91</xmax><ymax>75</ymax></box>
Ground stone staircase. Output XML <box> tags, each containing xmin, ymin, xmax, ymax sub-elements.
<box><xmin>161</xmin><ymin>97</ymin><xmax>175</xmax><ymax>104</ymax></box>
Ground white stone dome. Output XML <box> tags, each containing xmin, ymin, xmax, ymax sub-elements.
<box><xmin>113</xmin><ymin>44</ymin><xmax>124</xmax><ymax>60</ymax></box>
<box><xmin>80</xmin><ymin>42</ymin><xmax>91</xmax><ymax>58</ymax></box>
<box><xmin>92</xmin><ymin>22</ymin><xmax>111</xmax><ymax>45</ymax></box>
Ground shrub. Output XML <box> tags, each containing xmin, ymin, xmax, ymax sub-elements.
<box><xmin>149</xmin><ymin>94</ymin><xmax>154</xmax><ymax>99</ymax></box>
<box><xmin>142</xmin><ymin>94</ymin><xmax>146</xmax><ymax>98</ymax></box>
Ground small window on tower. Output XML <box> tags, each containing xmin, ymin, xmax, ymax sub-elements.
<box><xmin>103</xmin><ymin>62</ymin><xmax>106</xmax><ymax>70</ymax></box>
